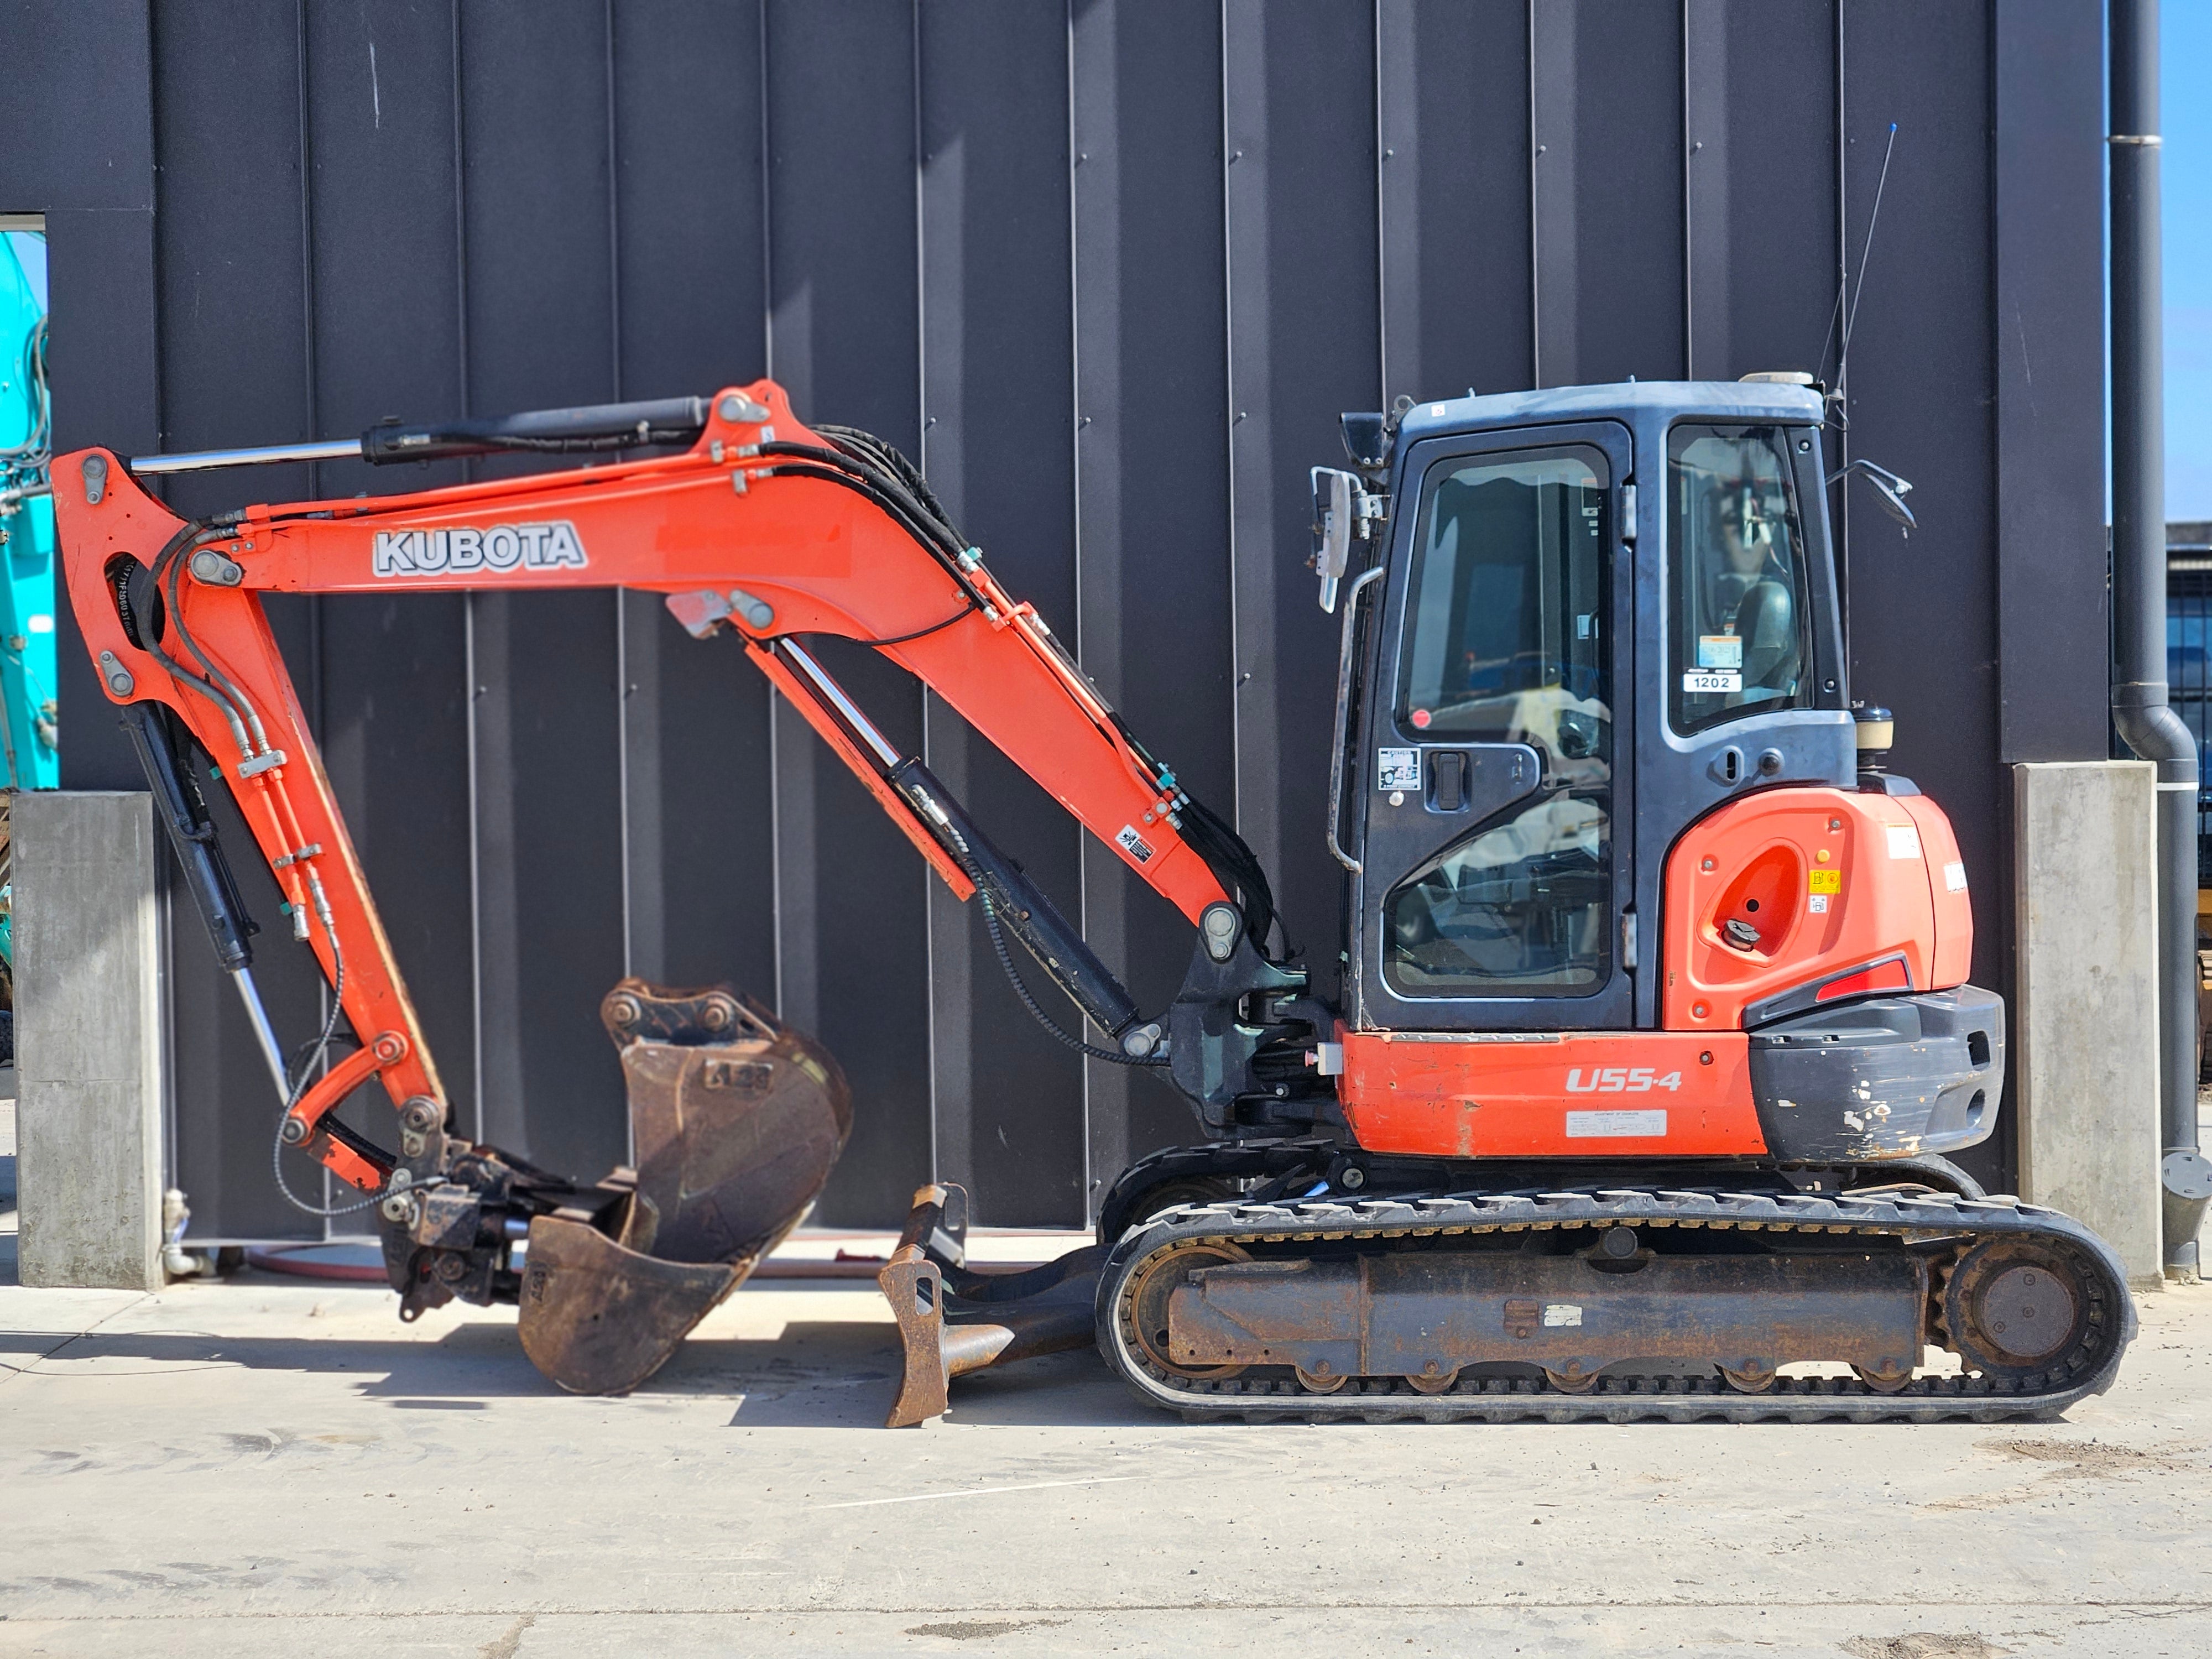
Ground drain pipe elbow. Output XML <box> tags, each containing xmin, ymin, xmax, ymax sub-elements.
<box><xmin>2111</xmin><ymin>683</ymin><xmax>2198</xmax><ymax>780</ymax></box>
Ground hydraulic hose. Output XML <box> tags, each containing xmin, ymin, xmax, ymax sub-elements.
<box><xmin>939</xmin><ymin>818</ymin><xmax>1166</xmax><ymax>1068</ymax></box>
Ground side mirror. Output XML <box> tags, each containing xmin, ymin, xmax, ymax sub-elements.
<box><xmin>1311</xmin><ymin>466</ymin><xmax>1383</xmax><ymax>613</ymax></box>
<box><xmin>1829</xmin><ymin>457</ymin><xmax>1917</xmax><ymax>533</ymax></box>
<box><xmin>1312</xmin><ymin>467</ymin><xmax>1354</xmax><ymax>612</ymax></box>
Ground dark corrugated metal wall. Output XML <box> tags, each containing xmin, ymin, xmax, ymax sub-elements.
<box><xmin>0</xmin><ymin>0</ymin><xmax>2109</xmax><ymax>1236</ymax></box>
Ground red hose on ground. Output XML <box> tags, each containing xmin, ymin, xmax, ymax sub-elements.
<box><xmin>244</xmin><ymin>1245</ymin><xmax>387</xmax><ymax>1284</ymax></box>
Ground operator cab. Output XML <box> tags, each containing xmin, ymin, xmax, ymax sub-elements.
<box><xmin>1319</xmin><ymin>379</ymin><xmax>1854</xmax><ymax>1035</ymax></box>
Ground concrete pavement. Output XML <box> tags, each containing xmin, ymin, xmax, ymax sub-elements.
<box><xmin>1</xmin><ymin>1233</ymin><xmax>2209</xmax><ymax>1658</ymax></box>
<box><xmin>6</xmin><ymin>1095</ymin><xmax>2211</xmax><ymax>1657</ymax></box>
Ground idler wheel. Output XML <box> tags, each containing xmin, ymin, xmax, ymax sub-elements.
<box><xmin>1944</xmin><ymin>1238</ymin><xmax>2091</xmax><ymax>1380</ymax></box>
<box><xmin>1293</xmin><ymin>1363</ymin><xmax>1349</xmax><ymax>1394</ymax></box>
<box><xmin>1721</xmin><ymin>1361</ymin><xmax>1778</xmax><ymax>1394</ymax></box>
<box><xmin>1543</xmin><ymin>1363</ymin><xmax>1600</xmax><ymax>1394</ymax></box>
<box><xmin>1406</xmin><ymin>1365</ymin><xmax>1460</xmax><ymax>1395</ymax></box>
<box><xmin>1122</xmin><ymin>1239</ymin><xmax>1252</xmax><ymax>1380</ymax></box>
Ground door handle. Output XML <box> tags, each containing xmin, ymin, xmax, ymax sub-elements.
<box><xmin>1327</xmin><ymin>565</ymin><xmax>1387</xmax><ymax>874</ymax></box>
<box><xmin>1431</xmin><ymin>750</ymin><xmax>1468</xmax><ymax>812</ymax></box>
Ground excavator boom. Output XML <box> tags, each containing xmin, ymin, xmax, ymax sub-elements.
<box><xmin>51</xmin><ymin>381</ymin><xmax>1282</xmax><ymax>1394</ymax></box>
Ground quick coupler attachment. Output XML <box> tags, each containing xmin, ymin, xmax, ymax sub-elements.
<box><xmin>880</xmin><ymin>1182</ymin><xmax>1105</xmax><ymax>1427</ymax></box>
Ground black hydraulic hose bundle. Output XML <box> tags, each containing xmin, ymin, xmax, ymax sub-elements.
<box><xmin>938</xmin><ymin>816</ymin><xmax>1166</xmax><ymax>1069</ymax></box>
<box><xmin>121</xmin><ymin>523</ymin><xmax>370</xmax><ymax>1215</ymax></box>
<box><xmin>759</xmin><ymin>422</ymin><xmax>1284</xmax><ymax>959</ymax></box>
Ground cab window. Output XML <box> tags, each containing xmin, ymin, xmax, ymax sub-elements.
<box><xmin>1668</xmin><ymin>425</ymin><xmax>1814</xmax><ymax>734</ymax></box>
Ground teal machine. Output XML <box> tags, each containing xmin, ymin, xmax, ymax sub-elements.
<box><xmin>1</xmin><ymin>226</ymin><xmax>58</xmax><ymax>1010</ymax></box>
<box><xmin>0</xmin><ymin>228</ymin><xmax>56</xmax><ymax>790</ymax></box>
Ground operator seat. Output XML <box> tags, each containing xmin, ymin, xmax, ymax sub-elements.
<box><xmin>1733</xmin><ymin>576</ymin><xmax>1799</xmax><ymax>701</ymax></box>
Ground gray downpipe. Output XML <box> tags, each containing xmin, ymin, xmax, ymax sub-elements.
<box><xmin>2110</xmin><ymin>0</ymin><xmax>2211</xmax><ymax>1275</ymax></box>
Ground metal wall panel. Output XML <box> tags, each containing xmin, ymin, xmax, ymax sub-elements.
<box><xmin>919</xmin><ymin>1</ymin><xmax>1088</xmax><ymax>1225</ymax></box>
<box><xmin>1838</xmin><ymin>0</ymin><xmax>2005</xmax><ymax>1188</ymax></box>
<box><xmin>1992</xmin><ymin>1</ymin><xmax>2110</xmax><ymax>764</ymax></box>
<box><xmin>763</xmin><ymin>0</ymin><xmax>933</xmax><ymax>1228</ymax></box>
<box><xmin>1378</xmin><ymin>0</ymin><xmax>1533</xmax><ymax>401</ymax></box>
<box><xmin>607</xmin><ymin>0</ymin><xmax>777</xmax><ymax>1027</ymax></box>
<box><xmin>1224</xmin><ymin>0</ymin><xmax>1381</xmax><ymax>1008</ymax></box>
<box><xmin>150</xmin><ymin>2</ymin><xmax>333</xmax><ymax>1235</ymax></box>
<box><xmin>1684</xmin><ymin>0</ymin><xmax>1836</xmax><ymax>384</ymax></box>
<box><xmin>306</xmin><ymin>0</ymin><xmax>480</xmax><ymax>1162</ymax></box>
<box><xmin>1532</xmin><ymin>0</ymin><xmax>1686</xmax><ymax>386</ymax></box>
<box><xmin>0</xmin><ymin>0</ymin><xmax>2114</xmax><ymax>1232</ymax></box>
<box><xmin>1069</xmin><ymin>0</ymin><xmax>1239</xmax><ymax>1193</ymax></box>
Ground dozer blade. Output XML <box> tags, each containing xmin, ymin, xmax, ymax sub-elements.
<box><xmin>511</xmin><ymin>978</ymin><xmax>853</xmax><ymax>1394</ymax></box>
<box><xmin>880</xmin><ymin>1182</ymin><xmax>1104</xmax><ymax>1427</ymax></box>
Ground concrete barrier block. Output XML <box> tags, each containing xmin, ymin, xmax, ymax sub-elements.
<box><xmin>13</xmin><ymin>791</ymin><xmax>164</xmax><ymax>1291</ymax></box>
<box><xmin>2013</xmin><ymin>760</ymin><xmax>2163</xmax><ymax>1286</ymax></box>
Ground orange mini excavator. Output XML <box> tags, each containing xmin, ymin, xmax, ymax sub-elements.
<box><xmin>50</xmin><ymin>375</ymin><xmax>2132</xmax><ymax>1423</ymax></box>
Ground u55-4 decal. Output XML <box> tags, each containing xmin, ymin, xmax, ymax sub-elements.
<box><xmin>1564</xmin><ymin>1066</ymin><xmax>1682</xmax><ymax>1094</ymax></box>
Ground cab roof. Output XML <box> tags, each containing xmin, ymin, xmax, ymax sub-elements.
<box><xmin>1396</xmin><ymin>379</ymin><xmax>1826</xmax><ymax>448</ymax></box>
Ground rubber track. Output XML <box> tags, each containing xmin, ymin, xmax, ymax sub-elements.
<box><xmin>1095</xmin><ymin>1186</ymin><xmax>2137</xmax><ymax>1424</ymax></box>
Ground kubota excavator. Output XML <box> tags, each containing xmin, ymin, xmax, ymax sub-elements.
<box><xmin>48</xmin><ymin>373</ymin><xmax>2133</xmax><ymax>1425</ymax></box>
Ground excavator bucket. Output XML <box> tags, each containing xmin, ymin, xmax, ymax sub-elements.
<box><xmin>513</xmin><ymin>979</ymin><xmax>852</xmax><ymax>1393</ymax></box>
<box><xmin>880</xmin><ymin>1182</ymin><xmax>1103</xmax><ymax>1427</ymax></box>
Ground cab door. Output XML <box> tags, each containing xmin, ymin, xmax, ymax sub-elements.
<box><xmin>1348</xmin><ymin>422</ymin><xmax>1635</xmax><ymax>1033</ymax></box>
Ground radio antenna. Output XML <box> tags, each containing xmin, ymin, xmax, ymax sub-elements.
<box><xmin>1817</xmin><ymin>122</ymin><xmax>1901</xmax><ymax>394</ymax></box>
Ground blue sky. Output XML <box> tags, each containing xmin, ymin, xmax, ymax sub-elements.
<box><xmin>2172</xmin><ymin>0</ymin><xmax>2212</xmax><ymax>519</ymax></box>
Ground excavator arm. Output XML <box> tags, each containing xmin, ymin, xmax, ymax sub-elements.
<box><xmin>50</xmin><ymin>381</ymin><xmax>1304</xmax><ymax>1397</ymax></box>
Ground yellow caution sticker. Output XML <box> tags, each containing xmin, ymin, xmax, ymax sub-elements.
<box><xmin>1808</xmin><ymin>868</ymin><xmax>1842</xmax><ymax>894</ymax></box>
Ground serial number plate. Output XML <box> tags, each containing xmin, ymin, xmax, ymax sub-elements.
<box><xmin>1565</xmin><ymin>1109</ymin><xmax>1668</xmax><ymax>1139</ymax></box>
<box><xmin>1681</xmin><ymin>670</ymin><xmax>1741</xmax><ymax>694</ymax></box>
